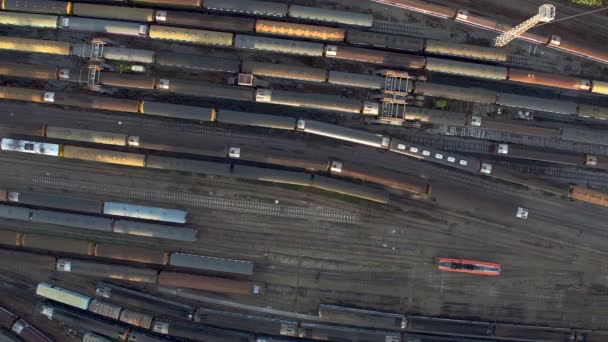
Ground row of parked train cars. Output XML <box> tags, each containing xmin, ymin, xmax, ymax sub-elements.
<box><xmin>28</xmin><ymin>282</ymin><xmax>608</xmax><ymax>342</ymax></box>
<box><xmin>2</xmin><ymin>0</ymin><xmax>608</xmax><ymax>97</ymax></box>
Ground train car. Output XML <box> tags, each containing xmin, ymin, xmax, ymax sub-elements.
<box><xmin>2</xmin><ymin>0</ymin><xmax>70</xmax><ymax>15</ymax></box>
<box><xmin>1</xmin><ymin>138</ymin><xmax>60</xmax><ymax>156</ymax></box>
<box><xmin>372</xmin><ymin>0</ymin><xmax>457</xmax><ymax>18</ymax></box>
<box><xmin>0</xmin><ymin>86</ymin><xmax>45</xmax><ymax>103</ymax></box>
<box><xmin>140</xmin><ymin>101</ymin><xmax>215</xmax><ymax>121</ymax></box>
<box><xmin>10</xmin><ymin>319</ymin><xmax>52</xmax><ymax>342</ymax></box>
<box><xmin>414</xmin><ymin>82</ymin><xmax>497</xmax><ymax>104</ymax></box>
<box><xmin>298</xmin><ymin>322</ymin><xmax>401</xmax><ymax>342</ymax></box>
<box><xmin>155</xmin><ymin>11</ymin><xmax>255</xmax><ymax>32</ymax></box>
<box><xmin>425</xmin><ymin>58</ymin><xmax>508</xmax><ymax>80</ymax></box>
<box><xmin>156</xmin><ymin>79</ymin><xmax>254</xmax><ymax>102</ymax></box>
<box><xmin>89</xmin><ymin>45</ymin><xmax>155</xmax><ymax>64</ymax></box>
<box><xmin>477</xmin><ymin>117</ymin><xmax>561</xmax><ymax>137</ymax></box>
<box><xmin>72</xmin><ymin>3</ymin><xmax>155</xmax><ymax>22</ymax></box>
<box><xmin>50</xmin><ymin>92</ymin><xmax>141</xmax><ymax>113</ymax></box>
<box><xmin>327</xmin><ymin>71</ymin><xmax>384</xmax><ymax>89</ymax></box>
<box><xmin>0</xmin><ymin>204</ymin><xmax>31</xmax><ymax>221</ymax></box>
<box><xmin>61</xmin><ymin>146</ymin><xmax>146</xmax><ymax>167</ymax></box>
<box><xmin>44</xmin><ymin>126</ymin><xmax>140</xmax><ymax>147</ymax></box>
<box><xmin>0</xmin><ymin>11</ymin><xmax>58</xmax><ymax>28</ymax></box>
<box><xmin>145</xmin><ymin>155</ymin><xmax>231</xmax><ymax>177</ymax></box>
<box><xmin>0</xmin><ymin>329</ymin><xmax>20</xmax><ymax>342</ymax></box>
<box><xmin>195</xmin><ymin>308</ymin><xmax>298</xmax><ymax>336</ymax></box>
<box><xmin>157</xmin><ymin>271</ymin><xmax>254</xmax><ymax>295</ymax></box>
<box><xmin>148</xmin><ymin>25</ymin><xmax>234</xmax><ymax>46</ymax></box>
<box><xmin>8</xmin><ymin>190</ymin><xmax>102</xmax><ymax>213</ymax></box>
<box><xmin>0</xmin><ymin>229</ymin><xmax>18</xmax><ymax>246</ymax></box>
<box><xmin>119</xmin><ymin>309</ymin><xmax>153</xmax><ymax>329</ymax></box>
<box><xmin>239</xmin><ymin>149</ymin><xmax>329</xmax><ymax>172</ymax></box>
<box><xmin>548</xmin><ymin>39</ymin><xmax>608</xmax><ymax>67</ymax></box>
<box><xmin>424</xmin><ymin>40</ymin><xmax>508</xmax><ymax>62</ymax></box>
<box><xmin>40</xmin><ymin>304</ymin><xmax>129</xmax><ymax>340</ymax></box>
<box><xmin>325</xmin><ymin>45</ymin><xmax>426</xmax><ymax>69</ymax></box>
<box><xmin>96</xmin><ymin>282</ymin><xmax>194</xmax><ymax>320</ymax></box>
<box><xmin>0</xmin><ymin>36</ymin><xmax>71</xmax><ymax>55</ymax></box>
<box><xmin>30</xmin><ymin>209</ymin><xmax>114</xmax><ymax>231</ymax></box>
<box><xmin>234</xmin><ymin>34</ymin><xmax>324</xmax><ymax>56</ymax></box>
<box><xmin>0</xmin><ymin>61</ymin><xmax>59</xmax><ymax>80</ymax></box>
<box><xmin>56</xmin><ymin>259</ymin><xmax>159</xmax><ymax>283</ymax></box>
<box><xmin>436</xmin><ymin>258</ymin><xmax>501</xmax><ymax>276</ymax></box>
<box><xmin>296</xmin><ymin>119</ymin><xmax>390</xmax><ymax>149</ymax></box>
<box><xmin>345</xmin><ymin>30</ymin><xmax>425</xmax><ymax>52</ymax></box>
<box><xmin>94</xmin><ymin>243</ymin><xmax>168</xmax><ymax>264</ymax></box>
<box><xmin>59</xmin><ymin>17</ymin><xmax>148</xmax><ymax>37</ymax></box>
<box><xmin>217</xmin><ymin>110</ymin><xmax>297</xmax><ymax>130</ymax></box>
<box><xmin>577</xmin><ymin>104</ymin><xmax>608</xmax><ymax>120</ymax></box>
<box><xmin>496</xmin><ymin>93</ymin><xmax>578</xmax><ymax>116</ymax></box>
<box><xmin>407</xmin><ymin>316</ymin><xmax>492</xmax><ymax>336</ymax></box>
<box><xmin>36</xmin><ymin>283</ymin><xmax>92</xmax><ymax>310</ymax></box>
<box><xmin>126</xmin><ymin>331</ymin><xmax>170</xmax><ymax>342</ymax></box>
<box><xmin>152</xmin><ymin>319</ymin><xmax>253</xmax><ymax>342</ymax></box>
<box><xmin>255</xmin><ymin>20</ymin><xmax>345</xmax><ymax>41</ymax></box>
<box><xmin>592</xmin><ymin>80</ymin><xmax>608</xmax><ymax>95</ymax></box>
<box><xmin>287</xmin><ymin>5</ymin><xmax>373</xmax><ymax>27</ymax></box>
<box><xmin>202</xmin><ymin>0</ymin><xmax>288</xmax><ymax>17</ymax></box>
<box><xmin>99</xmin><ymin>72</ymin><xmax>156</xmax><ymax>90</ymax></box>
<box><xmin>318</xmin><ymin>304</ymin><xmax>406</xmax><ymax>330</ymax></box>
<box><xmin>569</xmin><ymin>186</ymin><xmax>608</xmax><ymax>207</ymax></box>
<box><xmin>397</xmin><ymin>106</ymin><xmax>468</xmax><ymax>127</ymax></box>
<box><xmin>389</xmin><ymin>139</ymin><xmax>485</xmax><ymax>174</ymax></box>
<box><xmin>83</xmin><ymin>332</ymin><xmax>113</xmax><ymax>342</ymax></box>
<box><xmin>22</xmin><ymin>233</ymin><xmax>94</xmax><ymax>255</ymax></box>
<box><xmin>255</xmin><ymin>89</ymin><xmax>369</xmax><ymax>114</ymax></box>
<box><xmin>130</xmin><ymin>0</ymin><xmax>201</xmax><ymax>8</ymax></box>
<box><xmin>168</xmin><ymin>252</ymin><xmax>254</xmax><ymax>276</ymax></box>
<box><xmin>102</xmin><ymin>202</ymin><xmax>187</xmax><ymax>224</ymax></box>
<box><xmin>88</xmin><ymin>299</ymin><xmax>123</xmax><ymax>320</ymax></box>
<box><xmin>311</xmin><ymin>176</ymin><xmax>389</xmax><ymax>203</ymax></box>
<box><xmin>112</xmin><ymin>220</ymin><xmax>197</xmax><ymax>241</ymax></box>
<box><xmin>240</xmin><ymin>61</ymin><xmax>327</xmax><ymax>83</ymax></box>
<box><xmin>233</xmin><ymin>165</ymin><xmax>312</xmax><ymax>187</ymax></box>
<box><xmin>155</xmin><ymin>51</ymin><xmax>240</xmax><ymax>73</ymax></box>
<box><xmin>0</xmin><ymin>307</ymin><xmax>18</xmax><ymax>329</ymax></box>
<box><xmin>493</xmin><ymin>323</ymin><xmax>574</xmax><ymax>341</ymax></box>
<box><xmin>507</xmin><ymin>68</ymin><xmax>591</xmax><ymax>91</ymax></box>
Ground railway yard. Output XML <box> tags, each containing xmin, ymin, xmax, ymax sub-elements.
<box><xmin>1</xmin><ymin>0</ymin><xmax>608</xmax><ymax>341</ymax></box>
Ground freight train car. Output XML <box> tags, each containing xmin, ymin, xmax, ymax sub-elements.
<box><xmin>36</xmin><ymin>283</ymin><xmax>92</xmax><ymax>310</ymax></box>
<box><xmin>318</xmin><ymin>304</ymin><xmax>406</xmax><ymax>330</ymax></box>
<box><xmin>44</xmin><ymin>126</ymin><xmax>140</xmax><ymax>147</ymax></box>
<box><xmin>148</xmin><ymin>25</ymin><xmax>234</xmax><ymax>45</ymax></box>
<box><xmin>234</xmin><ymin>34</ymin><xmax>324</xmax><ymax>56</ymax></box>
<box><xmin>569</xmin><ymin>186</ymin><xmax>608</xmax><ymax>207</ymax></box>
<box><xmin>298</xmin><ymin>322</ymin><xmax>401</xmax><ymax>342</ymax></box>
<box><xmin>346</xmin><ymin>30</ymin><xmax>424</xmax><ymax>52</ymax></box>
<box><xmin>288</xmin><ymin>5</ymin><xmax>373</xmax><ymax>27</ymax></box>
<box><xmin>56</xmin><ymin>258</ymin><xmax>159</xmax><ymax>282</ymax></box>
<box><xmin>158</xmin><ymin>271</ymin><xmax>256</xmax><ymax>295</ymax></box>
<box><xmin>254</xmin><ymin>20</ymin><xmax>345</xmax><ymax>41</ymax></box>
<box><xmin>195</xmin><ymin>308</ymin><xmax>298</xmax><ymax>337</ymax></box>
<box><xmin>255</xmin><ymin>89</ymin><xmax>370</xmax><ymax>114</ymax></box>
<box><xmin>296</xmin><ymin>119</ymin><xmax>390</xmax><ymax>148</ymax></box>
<box><xmin>155</xmin><ymin>10</ymin><xmax>255</xmax><ymax>32</ymax></box>
<box><xmin>151</xmin><ymin>319</ymin><xmax>254</xmax><ymax>342</ymax></box>
<box><xmin>10</xmin><ymin>319</ymin><xmax>53</xmax><ymax>342</ymax></box>
<box><xmin>325</xmin><ymin>45</ymin><xmax>426</xmax><ymax>69</ymax></box>
<box><xmin>202</xmin><ymin>0</ymin><xmax>288</xmax><ymax>17</ymax></box>
<box><xmin>40</xmin><ymin>304</ymin><xmax>129</xmax><ymax>340</ymax></box>
<box><xmin>168</xmin><ymin>252</ymin><xmax>254</xmax><ymax>276</ymax></box>
<box><xmin>102</xmin><ymin>202</ymin><xmax>187</xmax><ymax>224</ymax></box>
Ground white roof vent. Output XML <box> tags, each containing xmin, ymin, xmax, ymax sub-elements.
<box><xmin>228</xmin><ymin>147</ymin><xmax>240</xmax><ymax>159</ymax></box>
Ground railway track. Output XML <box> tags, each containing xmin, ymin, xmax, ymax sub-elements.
<box><xmin>371</xmin><ymin>19</ymin><xmax>426</xmax><ymax>37</ymax></box>
<box><xmin>496</xmin><ymin>161</ymin><xmax>608</xmax><ymax>186</ymax></box>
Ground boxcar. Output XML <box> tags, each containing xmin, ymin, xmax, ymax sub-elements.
<box><xmin>56</xmin><ymin>259</ymin><xmax>159</xmax><ymax>283</ymax></box>
<box><xmin>51</xmin><ymin>92</ymin><xmax>141</xmax><ymax>113</ymax></box>
<box><xmin>0</xmin><ymin>61</ymin><xmax>58</xmax><ymax>80</ymax></box>
<box><xmin>0</xmin><ymin>86</ymin><xmax>45</xmax><ymax>103</ymax></box>
<box><xmin>2</xmin><ymin>0</ymin><xmax>70</xmax><ymax>15</ymax></box>
<box><xmin>298</xmin><ymin>322</ymin><xmax>400</xmax><ymax>342</ymax></box>
<box><xmin>8</xmin><ymin>190</ymin><xmax>103</xmax><ymax>214</ymax></box>
<box><xmin>414</xmin><ymin>82</ymin><xmax>497</xmax><ymax>104</ymax></box>
<box><xmin>157</xmin><ymin>271</ymin><xmax>253</xmax><ymax>295</ymax></box>
<box><xmin>99</xmin><ymin>72</ymin><xmax>156</xmax><ymax>90</ymax></box>
<box><xmin>88</xmin><ymin>299</ymin><xmax>123</xmax><ymax>320</ymax></box>
<box><xmin>96</xmin><ymin>282</ymin><xmax>194</xmax><ymax>320</ymax></box>
<box><xmin>156</xmin><ymin>10</ymin><xmax>255</xmax><ymax>32</ymax></box>
<box><xmin>570</xmin><ymin>186</ymin><xmax>608</xmax><ymax>207</ymax></box>
<box><xmin>577</xmin><ymin>104</ymin><xmax>608</xmax><ymax>120</ymax></box>
<box><xmin>233</xmin><ymin>165</ymin><xmax>312</xmax><ymax>187</ymax></box>
<box><xmin>103</xmin><ymin>202</ymin><xmax>187</xmax><ymax>224</ymax></box>
<box><xmin>346</xmin><ymin>30</ymin><xmax>424</xmax><ymax>52</ymax></box>
<box><xmin>101</xmin><ymin>46</ymin><xmax>155</xmax><ymax>64</ymax></box>
<box><xmin>40</xmin><ymin>304</ymin><xmax>129</xmax><ymax>340</ymax></box>
<box><xmin>241</xmin><ymin>61</ymin><xmax>327</xmax><ymax>83</ymax></box>
<box><xmin>216</xmin><ymin>110</ymin><xmax>297</xmax><ymax>130</ymax></box>
<box><xmin>287</xmin><ymin>5</ymin><xmax>373</xmax><ymax>27</ymax></box>
<box><xmin>296</xmin><ymin>119</ymin><xmax>390</xmax><ymax>148</ymax></box>
<box><xmin>144</xmin><ymin>155</ymin><xmax>231</xmax><ymax>177</ymax></box>
<box><xmin>425</xmin><ymin>57</ymin><xmax>508</xmax><ymax>80</ymax></box>
<box><xmin>255</xmin><ymin>20</ymin><xmax>345</xmax><ymax>41</ymax></box>
<box><xmin>112</xmin><ymin>220</ymin><xmax>197</xmax><ymax>241</ymax></box>
<box><xmin>496</xmin><ymin>93</ymin><xmax>578</xmax><ymax>115</ymax></box>
<box><xmin>0</xmin><ymin>11</ymin><xmax>58</xmax><ymax>28</ymax></box>
<box><xmin>72</xmin><ymin>3</ymin><xmax>155</xmax><ymax>22</ymax></box>
<box><xmin>10</xmin><ymin>319</ymin><xmax>52</xmax><ymax>342</ymax></box>
<box><xmin>149</xmin><ymin>25</ymin><xmax>234</xmax><ymax>46</ymax></box>
<box><xmin>1</xmin><ymin>138</ymin><xmax>60</xmax><ymax>155</ymax></box>
<box><xmin>0</xmin><ymin>230</ymin><xmax>18</xmax><ymax>246</ymax></box>
<box><xmin>195</xmin><ymin>308</ymin><xmax>298</xmax><ymax>336</ymax></box>
<box><xmin>318</xmin><ymin>304</ymin><xmax>406</xmax><ymax>330</ymax></box>
<box><xmin>62</xmin><ymin>146</ymin><xmax>146</xmax><ymax>167</ymax></box>
<box><xmin>592</xmin><ymin>80</ymin><xmax>608</xmax><ymax>95</ymax></box>
<box><xmin>22</xmin><ymin>233</ymin><xmax>93</xmax><ymax>255</ymax></box>
<box><xmin>424</xmin><ymin>40</ymin><xmax>508</xmax><ymax>62</ymax></box>
<box><xmin>119</xmin><ymin>309</ymin><xmax>153</xmax><ymax>329</ymax></box>
<box><xmin>155</xmin><ymin>52</ymin><xmax>240</xmax><ymax>73</ymax></box>
<box><xmin>255</xmin><ymin>89</ymin><xmax>363</xmax><ymax>113</ymax></box>
<box><xmin>131</xmin><ymin>0</ymin><xmax>201</xmax><ymax>8</ymax></box>
<box><xmin>234</xmin><ymin>34</ymin><xmax>324</xmax><ymax>56</ymax></box>
<box><xmin>94</xmin><ymin>243</ymin><xmax>168</xmax><ymax>264</ymax></box>
<box><xmin>141</xmin><ymin>101</ymin><xmax>215</xmax><ymax>121</ymax></box>
<box><xmin>311</xmin><ymin>176</ymin><xmax>389</xmax><ymax>203</ymax></box>
<box><xmin>202</xmin><ymin>0</ymin><xmax>288</xmax><ymax>17</ymax></box>
<box><xmin>0</xmin><ymin>204</ymin><xmax>31</xmax><ymax>221</ymax></box>
<box><xmin>325</xmin><ymin>45</ymin><xmax>425</xmax><ymax>69</ymax></box>
<box><xmin>152</xmin><ymin>319</ymin><xmax>253</xmax><ymax>342</ymax></box>
<box><xmin>327</xmin><ymin>71</ymin><xmax>384</xmax><ymax>89</ymax></box>
<box><xmin>156</xmin><ymin>79</ymin><xmax>254</xmax><ymax>102</ymax></box>
<box><xmin>30</xmin><ymin>209</ymin><xmax>114</xmax><ymax>231</ymax></box>
<box><xmin>507</xmin><ymin>68</ymin><xmax>590</xmax><ymax>91</ymax></box>
<box><xmin>59</xmin><ymin>17</ymin><xmax>148</xmax><ymax>37</ymax></box>
<box><xmin>45</xmin><ymin>126</ymin><xmax>138</xmax><ymax>147</ymax></box>
<box><xmin>36</xmin><ymin>283</ymin><xmax>92</xmax><ymax>310</ymax></box>
<box><xmin>0</xmin><ymin>36</ymin><xmax>71</xmax><ymax>55</ymax></box>
<box><xmin>168</xmin><ymin>252</ymin><xmax>254</xmax><ymax>276</ymax></box>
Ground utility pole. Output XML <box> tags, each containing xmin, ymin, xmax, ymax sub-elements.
<box><xmin>492</xmin><ymin>4</ymin><xmax>556</xmax><ymax>47</ymax></box>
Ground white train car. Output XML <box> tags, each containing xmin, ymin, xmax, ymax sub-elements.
<box><xmin>102</xmin><ymin>202</ymin><xmax>187</xmax><ymax>224</ymax></box>
<box><xmin>36</xmin><ymin>283</ymin><xmax>92</xmax><ymax>310</ymax></box>
<box><xmin>0</xmin><ymin>138</ymin><xmax>60</xmax><ymax>156</ymax></box>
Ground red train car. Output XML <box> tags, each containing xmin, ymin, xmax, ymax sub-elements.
<box><xmin>436</xmin><ymin>258</ymin><xmax>501</xmax><ymax>276</ymax></box>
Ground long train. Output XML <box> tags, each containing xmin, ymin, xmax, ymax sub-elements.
<box><xmin>0</xmin><ymin>305</ymin><xmax>53</xmax><ymax>342</ymax></box>
<box><xmin>1</xmin><ymin>0</ymin><xmax>608</xmax><ymax>97</ymax></box>
<box><xmin>34</xmin><ymin>283</ymin><xmax>608</xmax><ymax>342</ymax></box>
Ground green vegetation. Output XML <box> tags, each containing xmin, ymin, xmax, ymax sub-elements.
<box><xmin>570</xmin><ymin>0</ymin><xmax>604</xmax><ymax>6</ymax></box>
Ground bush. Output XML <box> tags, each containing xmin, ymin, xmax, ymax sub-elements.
<box><xmin>570</xmin><ymin>0</ymin><xmax>604</xmax><ymax>7</ymax></box>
